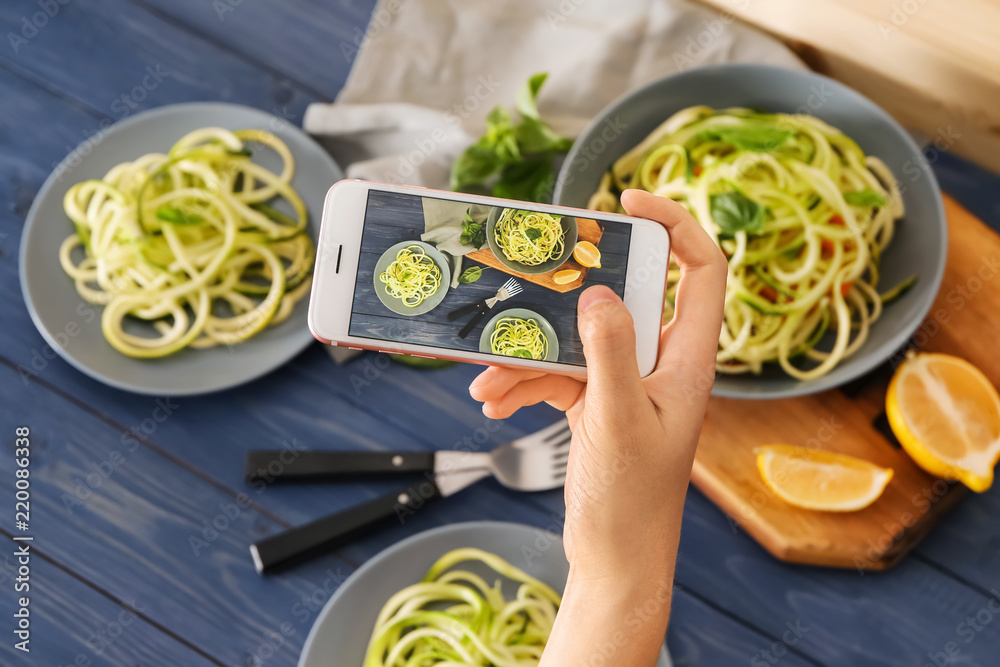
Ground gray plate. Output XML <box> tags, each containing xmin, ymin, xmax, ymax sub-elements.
<box><xmin>19</xmin><ymin>102</ymin><xmax>343</xmax><ymax>395</ymax></box>
<box><xmin>554</xmin><ymin>64</ymin><xmax>947</xmax><ymax>399</ymax></box>
<box><xmin>372</xmin><ymin>240</ymin><xmax>451</xmax><ymax>315</ymax></box>
<box><xmin>298</xmin><ymin>521</ymin><xmax>673</xmax><ymax>667</ymax></box>
<box><xmin>486</xmin><ymin>206</ymin><xmax>578</xmax><ymax>275</ymax></box>
<box><xmin>479</xmin><ymin>307</ymin><xmax>560</xmax><ymax>362</ymax></box>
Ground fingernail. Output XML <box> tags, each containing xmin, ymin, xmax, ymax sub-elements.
<box><xmin>578</xmin><ymin>285</ymin><xmax>618</xmax><ymax>313</ymax></box>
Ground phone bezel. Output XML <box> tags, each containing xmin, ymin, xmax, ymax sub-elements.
<box><xmin>308</xmin><ymin>180</ymin><xmax>669</xmax><ymax>378</ymax></box>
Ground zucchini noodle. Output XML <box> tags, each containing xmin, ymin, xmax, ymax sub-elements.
<box><xmin>364</xmin><ymin>548</ymin><xmax>561</xmax><ymax>667</ymax></box>
<box><xmin>379</xmin><ymin>245</ymin><xmax>442</xmax><ymax>307</ymax></box>
<box><xmin>490</xmin><ymin>317</ymin><xmax>549</xmax><ymax>360</ymax></box>
<box><xmin>588</xmin><ymin>106</ymin><xmax>911</xmax><ymax>380</ymax></box>
<box><xmin>494</xmin><ymin>208</ymin><xmax>565</xmax><ymax>266</ymax></box>
<box><xmin>58</xmin><ymin>127</ymin><xmax>313</xmax><ymax>358</ymax></box>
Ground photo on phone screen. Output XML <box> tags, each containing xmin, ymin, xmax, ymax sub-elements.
<box><xmin>348</xmin><ymin>190</ymin><xmax>632</xmax><ymax>366</ymax></box>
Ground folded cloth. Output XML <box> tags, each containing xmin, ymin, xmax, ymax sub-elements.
<box><xmin>420</xmin><ymin>200</ymin><xmax>491</xmax><ymax>286</ymax></box>
<box><xmin>303</xmin><ymin>0</ymin><xmax>805</xmax><ymax>190</ymax></box>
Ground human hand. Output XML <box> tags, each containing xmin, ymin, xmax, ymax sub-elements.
<box><xmin>469</xmin><ymin>189</ymin><xmax>727</xmax><ymax>664</ymax></box>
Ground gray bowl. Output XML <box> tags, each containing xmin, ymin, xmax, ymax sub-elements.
<box><xmin>478</xmin><ymin>307</ymin><xmax>560</xmax><ymax>362</ymax></box>
<box><xmin>373</xmin><ymin>240</ymin><xmax>451</xmax><ymax>316</ymax></box>
<box><xmin>486</xmin><ymin>206</ymin><xmax>578</xmax><ymax>275</ymax></box>
<box><xmin>554</xmin><ymin>64</ymin><xmax>947</xmax><ymax>399</ymax></box>
<box><xmin>19</xmin><ymin>102</ymin><xmax>343</xmax><ymax>395</ymax></box>
<box><xmin>298</xmin><ymin>521</ymin><xmax>672</xmax><ymax>667</ymax></box>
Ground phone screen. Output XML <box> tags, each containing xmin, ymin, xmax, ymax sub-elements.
<box><xmin>349</xmin><ymin>190</ymin><xmax>632</xmax><ymax>367</ymax></box>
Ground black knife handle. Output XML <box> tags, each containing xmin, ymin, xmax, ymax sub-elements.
<box><xmin>448</xmin><ymin>299</ymin><xmax>487</xmax><ymax>321</ymax></box>
<box><xmin>250</xmin><ymin>481</ymin><xmax>443</xmax><ymax>574</ymax></box>
<box><xmin>244</xmin><ymin>450</ymin><xmax>435</xmax><ymax>484</ymax></box>
<box><xmin>459</xmin><ymin>305</ymin><xmax>490</xmax><ymax>339</ymax></box>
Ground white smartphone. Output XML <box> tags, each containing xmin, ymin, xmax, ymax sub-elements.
<box><xmin>308</xmin><ymin>180</ymin><xmax>669</xmax><ymax>378</ymax></box>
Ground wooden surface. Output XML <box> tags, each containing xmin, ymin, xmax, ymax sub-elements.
<box><xmin>467</xmin><ymin>217</ymin><xmax>605</xmax><ymax>292</ymax></box>
<box><xmin>692</xmin><ymin>0</ymin><xmax>1000</xmax><ymax>175</ymax></box>
<box><xmin>350</xmin><ymin>192</ymin><xmax>629</xmax><ymax>366</ymax></box>
<box><xmin>693</xmin><ymin>195</ymin><xmax>997</xmax><ymax>570</ymax></box>
<box><xmin>1</xmin><ymin>1</ymin><xmax>1000</xmax><ymax>665</ymax></box>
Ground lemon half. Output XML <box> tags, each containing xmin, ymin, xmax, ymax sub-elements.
<box><xmin>886</xmin><ymin>353</ymin><xmax>1000</xmax><ymax>492</ymax></box>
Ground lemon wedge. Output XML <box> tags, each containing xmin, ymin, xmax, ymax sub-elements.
<box><xmin>573</xmin><ymin>241</ymin><xmax>602</xmax><ymax>268</ymax></box>
<box><xmin>886</xmin><ymin>352</ymin><xmax>1000</xmax><ymax>492</ymax></box>
<box><xmin>552</xmin><ymin>269</ymin><xmax>581</xmax><ymax>285</ymax></box>
<box><xmin>756</xmin><ymin>445</ymin><xmax>894</xmax><ymax>511</ymax></box>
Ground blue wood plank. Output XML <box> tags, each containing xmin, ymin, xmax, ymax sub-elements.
<box><xmin>934</xmin><ymin>154</ymin><xmax>1000</xmax><ymax>233</ymax></box>
<box><xmin>0</xmin><ymin>362</ymin><xmax>362</xmax><ymax>667</ymax></box>
<box><xmin>134</xmin><ymin>0</ymin><xmax>380</xmax><ymax>100</ymax></box>
<box><xmin>668</xmin><ymin>587</ymin><xmax>815</xmax><ymax>667</ymax></box>
<box><xmin>3</xmin><ymin>3</ymin><xmax>1000</xmax><ymax>663</ymax></box>
<box><xmin>670</xmin><ymin>489</ymin><xmax>1000</xmax><ymax>666</ymax></box>
<box><xmin>0</xmin><ymin>0</ymin><xmax>317</xmax><ymax>136</ymax></box>
<box><xmin>0</xmin><ymin>552</ymin><xmax>218</xmax><ymax>666</ymax></box>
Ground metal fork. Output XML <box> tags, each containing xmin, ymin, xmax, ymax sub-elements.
<box><xmin>248</xmin><ymin>419</ymin><xmax>571</xmax><ymax>574</ymax></box>
<box><xmin>447</xmin><ymin>277</ymin><xmax>524</xmax><ymax>338</ymax></box>
<box><xmin>487</xmin><ymin>277</ymin><xmax>523</xmax><ymax>306</ymax></box>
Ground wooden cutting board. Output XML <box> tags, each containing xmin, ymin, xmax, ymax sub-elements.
<box><xmin>466</xmin><ymin>217</ymin><xmax>604</xmax><ymax>292</ymax></box>
<box><xmin>692</xmin><ymin>194</ymin><xmax>1000</xmax><ymax>570</ymax></box>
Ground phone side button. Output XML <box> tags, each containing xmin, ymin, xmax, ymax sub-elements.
<box><xmin>407</xmin><ymin>353</ymin><xmax>438</xmax><ymax>359</ymax></box>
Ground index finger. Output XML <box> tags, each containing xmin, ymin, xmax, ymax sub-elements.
<box><xmin>620</xmin><ymin>189</ymin><xmax>727</xmax><ymax>371</ymax></box>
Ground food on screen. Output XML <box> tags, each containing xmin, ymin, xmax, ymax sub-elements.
<box><xmin>378</xmin><ymin>245</ymin><xmax>443</xmax><ymax>307</ymax></box>
<box><xmin>494</xmin><ymin>208</ymin><xmax>566</xmax><ymax>267</ymax></box>
<box><xmin>490</xmin><ymin>316</ymin><xmax>549</xmax><ymax>360</ymax></box>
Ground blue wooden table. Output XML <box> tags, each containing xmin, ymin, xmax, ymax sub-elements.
<box><xmin>2</xmin><ymin>2</ymin><xmax>1000</xmax><ymax>665</ymax></box>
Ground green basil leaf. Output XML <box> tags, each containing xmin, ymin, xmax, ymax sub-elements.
<box><xmin>451</xmin><ymin>73</ymin><xmax>570</xmax><ymax>203</ymax></box>
<box><xmin>493</xmin><ymin>157</ymin><xmax>555</xmax><ymax>204</ymax></box>
<box><xmin>155</xmin><ymin>205</ymin><xmax>204</xmax><ymax>225</ymax></box>
<box><xmin>698</xmin><ymin>125</ymin><xmax>794</xmax><ymax>152</ymax></box>
<box><xmin>451</xmin><ymin>143</ymin><xmax>503</xmax><ymax>191</ymax></box>
<box><xmin>515</xmin><ymin>117</ymin><xmax>573</xmax><ymax>154</ymax></box>
<box><xmin>709</xmin><ymin>192</ymin><xmax>765</xmax><ymax>234</ymax></box>
<box><xmin>460</xmin><ymin>208</ymin><xmax>487</xmax><ymax>249</ymax></box>
<box><xmin>843</xmin><ymin>188</ymin><xmax>888</xmax><ymax>207</ymax></box>
<box><xmin>524</xmin><ymin>228</ymin><xmax>542</xmax><ymax>241</ymax></box>
<box><xmin>458</xmin><ymin>266</ymin><xmax>486</xmax><ymax>283</ymax></box>
<box><xmin>512</xmin><ymin>349</ymin><xmax>533</xmax><ymax>358</ymax></box>
<box><xmin>515</xmin><ymin>72</ymin><xmax>548</xmax><ymax>120</ymax></box>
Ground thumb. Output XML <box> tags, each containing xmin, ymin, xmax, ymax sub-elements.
<box><xmin>577</xmin><ymin>286</ymin><xmax>645</xmax><ymax>399</ymax></box>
